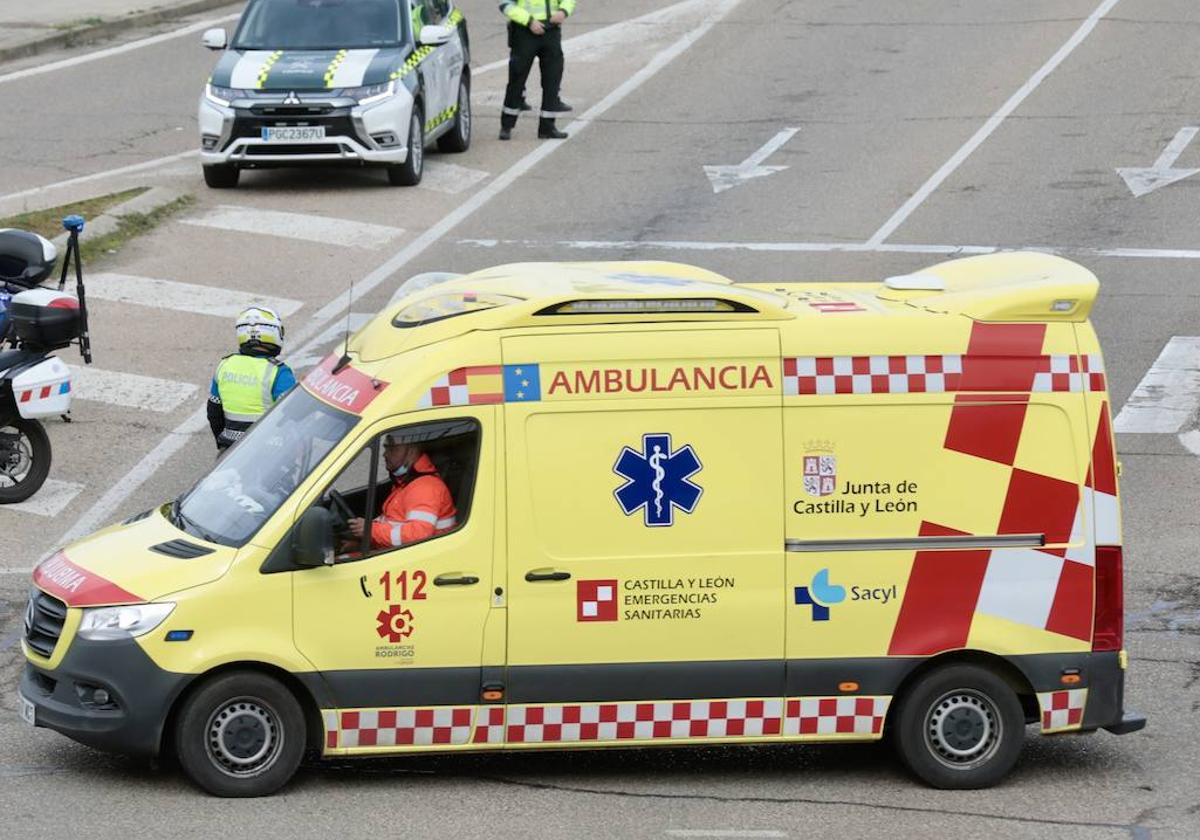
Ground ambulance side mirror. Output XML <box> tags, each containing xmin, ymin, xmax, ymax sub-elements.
<box><xmin>294</xmin><ymin>507</ymin><xmax>335</xmax><ymax>568</ymax></box>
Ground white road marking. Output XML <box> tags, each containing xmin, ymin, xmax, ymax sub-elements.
<box><xmin>1117</xmin><ymin>126</ymin><xmax>1200</xmax><ymax>197</ymax></box>
<box><xmin>474</xmin><ymin>0</ymin><xmax>710</xmax><ymax>75</ymax></box>
<box><xmin>88</xmin><ymin>273</ymin><xmax>303</xmax><ymax>319</ymax></box>
<box><xmin>1113</xmin><ymin>337</ymin><xmax>1200</xmax><ymax>434</ymax></box>
<box><xmin>67</xmin><ymin>365</ymin><xmax>198</xmax><ymax>413</ymax></box>
<box><xmin>0</xmin><ymin>14</ymin><xmax>242</xmax><ymax>87</ymax></box>
<box><xmin>0</xmin><ymin>150</ymin><xmax>198</xmax><ymax>209</ymax></box>
<box><xmin>704</xmin><ymin>126</ymin><xmax>799</xmax><ymax>194</ymax></box>
<box><xmin>421</xmin><ymin>161</ymin><xmax>491</xmax><ymax>195</ymax></box>
<box><xmin>865</xmin><ymin>0</ymin><xmax>1123</xmax><ymax>247</ymax></box>
<box><xmin>457</xmin><ymin>237</ymin><xmax>1200</xmax><ymax>260</ymax></box>
<box><xmin>49</xmin><ymin>0</ymin><xmax>748</xmax><ymax>557</ymax></box>
<box><xmin>665</xmin><ymin>832</ymin><xmax>787</xmax><ymax>838</ymax></box>
<box><xmin>1180</xmin><ymin>429</ymin><xmax>1200</xmax><ymax>456</ymax></box>
<box><xmin>2</xmin><ymin>480</ymin><xmax>85</xmax><ymax>518</ymax></box>
<box><xmin>181</xmin><ymin>205</ymin><xmax>405</xmax><ymax>249</ymax></box>
<box><xmin>288</xmin><ymin>313</ymin><xmax>375</xmax><ymax>371</ymax></box>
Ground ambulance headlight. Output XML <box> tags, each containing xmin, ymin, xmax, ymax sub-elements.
<box><xmin>78</xmin><ymin>603</ymin><xmax>175</xmax><ymax>641</ymax></box>
<box><xmin>346</xmin><ymin>81</ymin><xmax>395</xmax><ymax>106</ymax></box>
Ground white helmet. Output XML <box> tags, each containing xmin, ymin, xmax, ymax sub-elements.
<box><xmin>235</xmin><ymin>306</ymin><xmax>284</xmax><ymax>353</ymax></box>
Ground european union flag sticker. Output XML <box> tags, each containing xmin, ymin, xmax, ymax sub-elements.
<box><xmin>503</xmin><ymin>363</ymin><xmax>541</xmax><ymax>402</ymax></box>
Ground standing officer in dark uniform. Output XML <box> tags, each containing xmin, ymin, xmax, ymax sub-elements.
<box><xmin>498</xmin><ymin>0</ymin><xmax>577</xmax><ymax>140</ymax></box>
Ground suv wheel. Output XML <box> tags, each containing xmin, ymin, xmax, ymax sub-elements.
<box><xmin>388</xmin><ymin>106</ymin><xmax>424</xmax><ymax>186</ymax></box>
<box><xmin>437</xmin><ymin>75</ymin><xmax>471</xmax><ymax>153</ymax></box>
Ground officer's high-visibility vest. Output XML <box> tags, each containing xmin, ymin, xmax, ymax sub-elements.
<box><xmin>500</xmin><ymin>0</ymin><xmax>576</xmax><ymax>27</ymax></box>
<box><xmin>216</xmin><ymin>354</ymin><xmax>281</xmax><ymax>425</ymax></box>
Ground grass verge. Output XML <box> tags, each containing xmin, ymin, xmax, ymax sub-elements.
<box><xmin>0</xmin><ymin>188</ymin><xmax>146</xmax><ymax>241</ymax></box>
<box><xmin>79</xmin><ymin>194</ymin><xmax>195</xmax><ymax>266</ymax></box>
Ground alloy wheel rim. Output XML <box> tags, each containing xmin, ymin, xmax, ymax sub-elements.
<box><xmin>411</xmin><ymin>114</ymin><xmax>423</xmax><ymax>173</ymax></box>
<box><xmin>0</xmin><ymin>426</ymin><xmax>33</xmax><ymax>486</ymax></box>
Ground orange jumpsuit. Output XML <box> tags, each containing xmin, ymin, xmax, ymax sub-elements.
<box><xmin>369</xmin><ymin>453</ymin><xmax>458</xmax><ymax>549</ymax></box>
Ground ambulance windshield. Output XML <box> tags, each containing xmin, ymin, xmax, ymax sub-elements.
<box><xmin>172</xmin><ymin>390</ymin><xmax>358</xmax><ymax>547</ymax></box>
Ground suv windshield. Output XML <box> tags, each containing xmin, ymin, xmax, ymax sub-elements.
<box><xmin>233</xmin><ymin>0</ymin><xmax>406</xmax><ymax>51</ymax></box>
<box><xmin>173</xmin><ymin>389</ymin><xmax>359</xmax><ymax>547</ymax></box>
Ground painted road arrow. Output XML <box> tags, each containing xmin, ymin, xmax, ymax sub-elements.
<box><xmin>1117</xmin><ymin>126</ymin><xmax>1200</xmax><ymax>197</ymax></box>
<box><xmin>704</xmin><ymin>126</ymin><xmax>799</xmax><ymax>194</ymax></box>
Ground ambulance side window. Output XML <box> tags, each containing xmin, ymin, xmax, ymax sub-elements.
<box><xmin>315</xmin><ymin>418</ymin><xmax>481</xmax><ymax>563</ymax></box>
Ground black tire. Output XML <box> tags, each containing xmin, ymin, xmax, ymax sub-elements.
<box><xmin>893</xmin><ymin>664</ymin><xmax>1025</xmax><ymax>789</ymax></box>
<box><xmin>437</xmin><ymin>75</ymin><xmax>471</xmax><ymax>153</ymax></box>
<box><xmin>387</xmin><ymin>105</ymin><xmax>424</xmax><ymax>186</ymax></box>
<box><xmin>175</xmin><ymin>672</ymin><xmax>306</xmax><ymax>798</ymax></box>
<box><xmin>0</xmin><ymin>415</ymin><xmax>50</xmax><ymax>504</ymax></box>
<box><xmin>202</xmin><ymin>164</ymin><xmax>240</xmax><ymax>189</ymax></box>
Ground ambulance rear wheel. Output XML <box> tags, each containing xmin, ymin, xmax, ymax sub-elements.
<box><xmin>894</xmin><ymin>664</ymin><xmax>1024</xmax><ymax>789</ymax></box>
<box><xmin>0</xmin><ymin>415</ymin><xmax>50</xmax><ymax>504</ymax></box>
<box><xmin>175</xmin><ymin>672</ymin><xmax>305</xmax><ymax>797</ymax></box>
<box><xmin>202</xmin><ymin>164</ymin><xmax>239</xmax><ymax>189</ymax></box>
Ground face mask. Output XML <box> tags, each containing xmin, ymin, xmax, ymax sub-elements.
<box><xmin>391</xmin><ymin>463</ymin><xmax>409</xmax><ymax>478</ymax></box>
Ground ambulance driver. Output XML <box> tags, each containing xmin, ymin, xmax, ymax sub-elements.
<box><xmin>346</xmin><ymin>434</ymin><xmax>457</xmax><ymax>550</ymax></box>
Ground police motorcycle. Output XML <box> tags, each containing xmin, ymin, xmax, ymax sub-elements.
<box><xmin>0</xmin><ymin>216</ymin><xmax>93</xmax><ymax>503</ymax></box>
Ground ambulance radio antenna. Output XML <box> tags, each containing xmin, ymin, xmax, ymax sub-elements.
<box><xmin>331</xmin><ymin>276</ymin><xmax>354</xmax><ymax>375</ymax></box>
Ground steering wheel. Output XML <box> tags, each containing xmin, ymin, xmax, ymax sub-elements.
<box><xmin>327</xmin><ymin>489</ymin><xmax>354</xmax><ymax>526</ymax></box>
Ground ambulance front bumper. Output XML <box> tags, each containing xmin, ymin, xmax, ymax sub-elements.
<box><xmin>19</xmin><ymin>636</ymin><xmax>192</xmax><ymax>757</ymax></box>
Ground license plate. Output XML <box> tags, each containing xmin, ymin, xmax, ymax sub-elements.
<box><xmin>261</xmin><ymin>126</ymin><xmax>327</xmax><ymax>143</ymax></box>
<box><xmin>18</xmin><ymin>694</ymin><xmax>35</xmax><ymax>727</ymax></box>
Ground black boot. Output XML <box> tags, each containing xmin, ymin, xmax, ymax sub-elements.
<box><xmin>499</xmin><ymin>126</ymin><xmax>513</xmax><ymax>141</ymax></box>
<box><xmin>542</xmin><ymin>100</ymin><xmax>573</xmax><ymax>113</ymax></box>
<box><xmin>538</xmin><ymin>125</ymin><xmax>567</xmax><ymax>139</ymax></box>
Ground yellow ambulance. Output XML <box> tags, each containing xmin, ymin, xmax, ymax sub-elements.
<box><xmin>19</xmin><ymin>253</ymin><xmax>1145</xmax><ymax>797</ymax></box>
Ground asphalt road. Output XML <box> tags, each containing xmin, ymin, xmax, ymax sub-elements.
<box><xmin>1</xmin><ymin>0</ymin><xmax>1198</xmax><ymax>837</ymax></box>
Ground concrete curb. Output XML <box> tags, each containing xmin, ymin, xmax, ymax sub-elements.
<box><xmin>0</xmin><ymin>0</ymin><xmax>239</xmax><ymax>65</ymax></box>
<box><xmin>51</xmin><ymin>186</ymin><xmax>189</xmax><ymax>249</ymax></box>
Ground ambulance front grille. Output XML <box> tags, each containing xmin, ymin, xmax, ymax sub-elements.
<box><xmin>24</xmin><ymin>590</ymin><xmax>66</xmax><ymax>658</ymax></box>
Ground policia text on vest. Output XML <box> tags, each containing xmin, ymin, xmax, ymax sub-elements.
<box><xmin>499</xmin><ymin>0</ymin><xmax>577</xmax><ymax>140</ymax></box>
<box><xmin>208</xmin><ymin>352</ymin><xmax>296</xmax><ymax>450</ymax></box>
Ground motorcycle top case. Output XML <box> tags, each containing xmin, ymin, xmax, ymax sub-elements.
<box><xmin>9</xmin><ymin>288</ymin><xmax>81</xmax><ymax>351</ymax></box>
<box><xmin>10</xmin><ymin>356</ymin><xmax>71</xmax><ymax>419</ymax></box>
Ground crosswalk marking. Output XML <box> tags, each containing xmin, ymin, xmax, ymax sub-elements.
<box><xmin>67</xmin><ymin>365</ymin><xmax>197</xmax><ymax>413</ymax></box>
<box><xmin>2</xmin><ymin>479</ymin><xmax>85</xmax><ymax>517</ymax></box>
<box><xmin>182</xmin><ymin>205</ymin><xmax>405</xmax><ymax>249</ymax></box>
<box><xmin>422</xmin><ymin>161</ymin><xmax>490</xmax><ymax>195</ymax></box>
<box><xmin>87</xmin><ymin>273</ymin><xmax>304</xmax><ymax>319</ymax></box>
<box><xmin>1114</xmin><ymin>337</ymin><xmax>1200</xmax><ymax>434</ymax></box>
<box><xmin>288</xmin><ymin>313</ymin><xmax>374</xmax><ymax>370</ymax></box>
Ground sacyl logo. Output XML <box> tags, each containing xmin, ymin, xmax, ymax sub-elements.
<box><xmin>794</xmin><ymin>568</ymin><xmax>846</xmax><ymax>621</ymax></box>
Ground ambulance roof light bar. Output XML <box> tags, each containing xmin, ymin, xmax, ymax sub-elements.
<box><xmin>538</xmin><ymin>298</ymin><xmax>758</xmax><ymax>315</ymax></box>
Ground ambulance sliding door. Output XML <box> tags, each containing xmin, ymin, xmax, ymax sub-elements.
<box><xmin>502</xmin><ymin>328</ymin><xmax>786</xmax><ymax>708</ymax></box>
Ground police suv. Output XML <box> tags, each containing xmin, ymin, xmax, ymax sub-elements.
<box><xmin>198</xmin><ymin>0</ymin><xmax>470</xmax><ymax>188</ymax></box>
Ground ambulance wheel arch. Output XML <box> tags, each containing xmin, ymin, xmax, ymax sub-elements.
<box><xmin>891</xmin><ymin>659</ymin><xmax>1030</xmax><ymax>789</ymax></box>
<box><xmin>169</xmin><ymin>666</ymin><xmax>323</xmax><ymax>797</ymax></box>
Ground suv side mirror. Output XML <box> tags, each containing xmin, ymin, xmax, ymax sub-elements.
<box><xmin>419</xmin><ymin>25</ymin><xmax>453</xmax><ymax>46</ymax></box>
<box><xmin>202</xmin><ymin>28</ymin><xmax>228</xmax><ymax>50</ymax></box>
<box><xmin>293</xmin><ymin>506</ymin><xmax>335</xmax><ymax>567</ymax></box>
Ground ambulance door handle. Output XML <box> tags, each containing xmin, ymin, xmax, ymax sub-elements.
<box><xmin>434</xmin><ymin>573</ymin><xmax>480</xmax><ymax>587</ymax></box>
<box><xmin>524</xmin><ymin>568</ymin><xmax>571</xmax><ymax>582</ymax></box>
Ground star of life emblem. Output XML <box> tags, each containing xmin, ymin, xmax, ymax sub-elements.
<box><xmin>803</xmin><ymin>454</ymin><xmax>836</xmax><ymax>497</ymax></box>
<box><xmin>613</xmin><ymin>433</ymin><xmax>703</xmax><ymax>527</ymax></box>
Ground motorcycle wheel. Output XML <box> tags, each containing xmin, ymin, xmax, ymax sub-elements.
<box><xmin>0</xmin><ymin>414</ymin><xmax>51</xmax><ymax>504</ymax></box>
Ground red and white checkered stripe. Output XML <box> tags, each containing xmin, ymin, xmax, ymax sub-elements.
<box><xmin>503</xmin><ymin>699</ymin><xmax>786</xmax><ymax>743</ymax></box>
<box><xmin>1038</xmin><ymin>689</ymin><xmax>1087</xmax><ymax>732</ymax></box>
<box><xmin>472</xmin><ymin>706</ymin><xmax>506</xmax><ymax>744</ymax></box>
<box><xmin>783</xmin><ymin>696</ymin><xmax>889</xmax><ymax>736</ymax></box>
<box><xmin>332</xmin><ymin>707</ymin><xmax>474</xmax><ymax>748</ymax></box>
<box><xmin>784</xmin><ymin>355</ymin><xmax>963</xmax><ymax>396</ymax></box>
<box><xmin>1032</xmin><ymin>354</ymin><xmax>1106</xmax><ymax>393</ymax></box>
<box><xmin>417</xmin><ymin>370</ymin><xmax>470</xmax><ymax>408</ymax></box>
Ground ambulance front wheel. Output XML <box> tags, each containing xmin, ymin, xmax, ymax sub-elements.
<box><xmin>894</xmin><ymin>664</ymin><xmax>1025</xmax><ymax>789</ymax></box>
<box><xmin>175</xmin><ymin>671</ymin><xmax>306</xmax><ymax>797</ymax></box>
